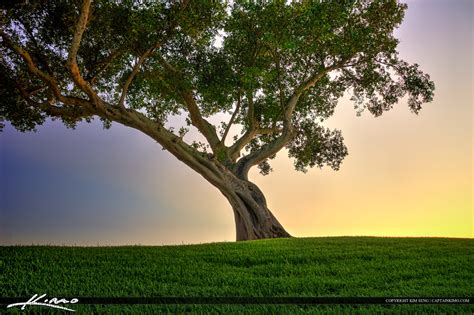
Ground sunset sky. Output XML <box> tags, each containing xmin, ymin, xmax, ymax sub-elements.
<box><xmin>1</xmin><ymin>0</ymin><xmax>472</xmax><ymax>245</ymax></box>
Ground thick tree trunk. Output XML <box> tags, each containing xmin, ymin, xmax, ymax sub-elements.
<box><xmin>216</xmin><ymin>173</ymin><xmax>291</xmax><ymax>241</ymax></box>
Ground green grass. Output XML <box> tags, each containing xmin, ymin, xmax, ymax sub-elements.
<box><xmin>1</xmin><ymin>237</ymin><xmax>473</xmax><ymax>314</ymax></box>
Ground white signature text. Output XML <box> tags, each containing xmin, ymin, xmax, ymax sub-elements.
<box><xmin>7</xmin><ymin>293</ymin><xmax>78</xmax><ymax>312</ymax></box>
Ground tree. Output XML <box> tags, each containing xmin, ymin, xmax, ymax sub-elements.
<box><xmin>0</xmin><ymin>0</ymin><xmax>434</xmax><ymax>241</ymax></box>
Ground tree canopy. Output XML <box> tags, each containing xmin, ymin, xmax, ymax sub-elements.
<box><xmin>1</xmin><ymin>0</ymin><xmax>434</xmax><ymax>179</ymax></box>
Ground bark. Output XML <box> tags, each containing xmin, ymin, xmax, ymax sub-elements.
<box><xmin>108</xmin><ymin>103</ymin><xmax>291</xmax><ymax>241</ymax></box>
<box><xmin>99</xmin><ymin>105</ymin><xmax>289</xmax><ymax>241</ymax></box>
<box><xmin>4</xmin><ymin>25</ymin><xmax>290</xmax><ymax>241</ymax></box>
<box><xmin>215</xmin><ymin>170</ymin><xmax>292</xmax><ymax>241</ymax></box>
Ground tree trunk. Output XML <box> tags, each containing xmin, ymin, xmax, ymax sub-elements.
<box><xmin>216</xmin><ymin>173</ymin><xmax>291</xmax><ymax>241</ymax></box>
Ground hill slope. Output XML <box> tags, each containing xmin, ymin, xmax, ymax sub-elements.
<box><xmin>1</xmin><ymin>237</ymin><xmax>473</xmax><ymax>313</ymax></box>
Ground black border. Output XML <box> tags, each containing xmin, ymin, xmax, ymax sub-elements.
<box><xmin>1</xmin><ymin>297</ymin><xmax>472</xmax><ymax>305</ymax></box>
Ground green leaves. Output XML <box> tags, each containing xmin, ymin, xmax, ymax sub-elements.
<box><xmin>397</xmin><ymin>62</ymin><xmax>435</xmax><ymax>114</ymax></box>
<box><xmin>287</xmin><ymin>121</ymin><xmax>348</xmax><ymax>173</ymax></box>
<box><xmin>0</xmin><ymin>64</ymin><xmax>45</xmax><ymax>132</ymax></box>
<box><xmin>1</xmin><ymin>0</ymin><xmax>434</xmax><ymax>175</ymax></box>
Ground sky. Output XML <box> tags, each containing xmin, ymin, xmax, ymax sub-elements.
<box><xmin>1</xmin><ymin>0</ymin><xmax>472</xmax><ymax>245</ymax></box>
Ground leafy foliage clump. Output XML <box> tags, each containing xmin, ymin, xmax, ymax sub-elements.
<box><xmin>0</xmin><ymin>0</ymin><xmax>434</xmax><ymax>177</ymax></box>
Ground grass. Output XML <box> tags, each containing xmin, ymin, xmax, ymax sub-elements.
<box><xmin>1</xmin><ymin>237</ymin><xmax>473</xmax><ymax>314</ymax></box>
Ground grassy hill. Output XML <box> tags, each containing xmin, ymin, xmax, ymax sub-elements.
<box><xmin>1</xmin><ymin>237</ymin><xmax>473</xmax><ymax>314</ymax></box>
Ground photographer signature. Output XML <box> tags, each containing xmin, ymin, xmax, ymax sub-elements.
<box><xmin>7</xmin><ymin>293</ymin><xmax>78</xmax><ymax>312</ymax></box>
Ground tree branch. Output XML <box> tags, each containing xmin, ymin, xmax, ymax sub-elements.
<box><xmin>228</xmin><ymin>91</ymin><xmax>257</xmax><ymax>160</ymax></box>
<box><xmin>0</xmin><ymin>29</ymin><xmax>62</xmax><ymax>98</ymax></box>
<box><xmin>19</xmin><ymin>18</ymin><xmax>54</xmax><ymax>77</ymax></box>
<box><xmin>116</xmin><ymin>0</ymin><xmax>187</xmax><ymax>109</ymax></box>
<box><xmin>156</xmin><ymin>53</ymin><xmax>222</xmax><ymax>151</ymax></box>
<box><xmin>9</xmin><ymin>52</ymin><xmax>224</xmax><ymax>187</ymax></box>
<box><xmin>257</xmin><ymin>126</ymin><xmax>282</xmax><ymax>135</ymax></box>
<box><xmin>1</xmin><ymin>27</ymin><xmax>107</xmax><ymax>123</ymax></box>
<box><xmin>101</xmin><ymin>103</ymin><xmax>225</xmax><ymax>186</ymax></box>
<box><xmin>88</xmin><ymin>48</ymin><xmax>124</xmax><ymax>84</ymax></box>
<box><xmin>12</xmin><ymin>62</ymin><xmax>225</xmax><ymax>187</ymax></box>
<box><xmin>221</xmin><ymin>92</ymin><xmax>241</xmax><ymax>144</ymax></box>
<box><xmin>118</xmin><ymin>44</ymin><xmax>159</xmax><ymax>108</ymax></box>
<box><xmin>274</xmin><ymin>50</ymin><xmax>285</xmax><ymax>108</ymax></box>
<box><xmin>228</xmin><ymin>37</ymin><xmax>260</xmax><ymax>160</ymax></box>
<box><xmin>14</xmin><ymin>80</ymin><xmax>96</xmax><ymax>120</ymax></box>
<box><xmin>66</xmin><ymin>0</ymin><xmax>102</xmax><ymax>107</ymax></box>
<box><xmin>234</xmin><ymin>59</ymin><xmax>350</xmax><ymax>179</ymax></box>
<box><xmin>25</xmin><ymin>85</ymin><xmax>48</xmax><ymax>96</ymax></box>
